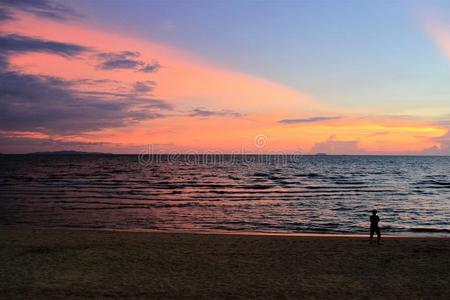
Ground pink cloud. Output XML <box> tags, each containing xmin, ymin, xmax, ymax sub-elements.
<box><xmin>4</xmin><ymin>14</ymin><xmax>316</xmax><ymax>115</ymax></box>
<box><xmin>310</xmin><ymin>135</ymin><xmax>364</xmax><ymax>155</ymax></box>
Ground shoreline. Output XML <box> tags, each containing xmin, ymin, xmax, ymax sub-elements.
<box><xmin>2</xmin><ymin>225</ymin><xmax>449</xmax><ymax>239</ymax></box>
<box><xmin>107</xmin><ymin>228</ymin><xmax>450</xmax><ymax>239</ymax></box>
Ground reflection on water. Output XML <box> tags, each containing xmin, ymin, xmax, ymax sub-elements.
<box><xmin>0</xmin><ymin>155</ymin><xmax>449</xmax><ymax>235</ymax></box>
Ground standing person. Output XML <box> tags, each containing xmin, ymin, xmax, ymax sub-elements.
<box><xmin>370</xmin><ymin>209</ymin><xmax>381</xmax><ymax>244</ymax></box>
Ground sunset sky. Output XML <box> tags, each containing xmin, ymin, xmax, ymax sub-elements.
<box><xmin>1</xmin><ymin>0</ymin><xmax>450</xmax><ymax>154</ymax></box>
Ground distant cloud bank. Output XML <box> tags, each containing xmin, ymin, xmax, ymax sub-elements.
<box><xmin>278</xmin><ymin>116</ymin><xmax>341</xmax><ymax>125</ymax></box>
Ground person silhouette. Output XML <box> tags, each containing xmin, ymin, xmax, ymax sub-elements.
<box><xmin>369</xmin><ymin>209</ymin><xmax>381</xmax><ymax>244</ymax></box>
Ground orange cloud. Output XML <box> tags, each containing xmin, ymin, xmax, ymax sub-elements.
<box><xmin>1</xmin><ymin>12</ymin><xmax>448</xmax><ymax>154</ymax></box>
<box><xmin>5</xmin><ymin>14</ymin><xmax>316</xmax><ymax>114</ymax></box>
<box><xmin>74</xmin><ymin>113</ymin><xmax>446</xmax><ymax>154</ymax></box>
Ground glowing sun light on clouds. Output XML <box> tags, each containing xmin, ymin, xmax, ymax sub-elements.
<box><xmin>0</xmin><ymin>1</ymin><xmax>448</xmax><ymax>154</ymax></box>
<box><xmin>5</xmin><ymin>14</ymin><xmax>315</xmax><ymax>114</ymax></box>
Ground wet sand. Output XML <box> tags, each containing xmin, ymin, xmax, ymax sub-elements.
<box><xmin>0</xmin><ymin>228</ymin><xmax>449</xmax><ymax>299</ymax></box>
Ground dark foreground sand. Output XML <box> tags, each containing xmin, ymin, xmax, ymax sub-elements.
<box><xmin>0</xmin><ymin>229</ymin><xmax>449</xmax><ymax>299</ymax></box>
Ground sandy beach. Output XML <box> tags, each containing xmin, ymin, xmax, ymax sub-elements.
<box><xmin>0</xmin><ymin>229</ymin><xmax>449</xmax><ymax>299</ymax></box>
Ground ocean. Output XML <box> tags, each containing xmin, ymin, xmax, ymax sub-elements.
<box><xmin>1</xmin><ymin>155</ymin><xmax>449</xmax><ymax>235</ymax></box>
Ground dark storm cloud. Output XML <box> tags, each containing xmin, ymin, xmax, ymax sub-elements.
<box><xmin>141</xmin><ymin>62</ymin><xmax>161</xmax><ymax>73</ymax></box>
<box><xmin>0</xmin><ymin>0</ymin><xmax>82</xmax><ymax>21</ymax></box>
<box><xmin>133</xmin><ymin>81</ymin><xmax>156</xmax><ymax>93</ymax></box>
<box><xmin>278</xmin><ymin>116</ymin><xmax>341</xmax><ymax>125</ymax></box>
<box><xmin>96</xmin><ymin>51</ymin><xmax>140</xmax><ymax>70</ymax></box>
<box><xmin>97</xmin><ymin>51</ymin><xmax>161</xmax><ymax>73</ymax></box>
<box><xmin>0</xmin><ymin>6</ymin><xmax>14</xmax><ymax>21</ymax></box>
<box><xmin>71</xmin><ymin>78</ymin><xmax>121</xmax><ymax>86</ymax></box>
<box><xmin>0</xmin><ymin>71</ymin><xmax>172</xmax><ymax>134</ymax></box>
<box><xmin>0</xmin><ymin>34</ymin><xmax>89</xmax><ymax>73</ymax></box>
<box><xmin>97</xmin><ymin>51</ymin><xmax>140</xmax><ymax>60</ymax></box>
<box><xmin>0</xmin><ymin>34</ymin><xmax>90</xmax><ymax>57</ymax></box>
<box><xmin>0</xmin><ymin>54</ymin><xmax>9</xmax><ymax>69</ymax></box>
<box><xmin>189</xmin><ymin>108</ymin><xmax>243</xmax><ymax>118</ymax></box>
<box><xmin>100</xmin><ymin>59</ymin><xmax>142</xmax><ymax>70</ymax></box>
<box><xmin>0</xmin><ymin>12</ymin><xmax>169</xmax><ymax>138</ymax></box>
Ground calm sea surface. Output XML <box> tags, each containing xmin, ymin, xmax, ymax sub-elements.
<box><xmin>1</xmin><ymin>155</ymin><xmax>449</xmax><ymax>235</ymax></box>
